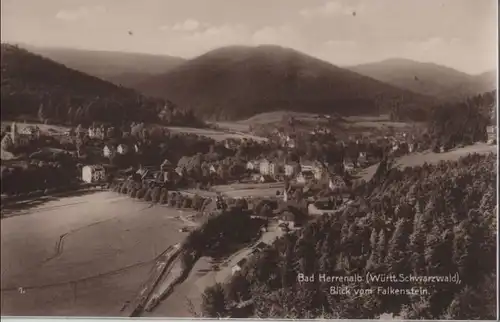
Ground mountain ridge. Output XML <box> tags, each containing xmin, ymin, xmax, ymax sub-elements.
<box><xmin>347</xmin><ymin>58</ymin><xmax>496</xmax><ymax>101</ymax></box>
<box><xmin>134</xmin><ymin>45</ymin><xmax>437</xmax><ymax>121</ymax></box>
<box><xmin>17</xmin><ymin>44</ymin><xmax>186</xmax><ymax>87</ymax></box>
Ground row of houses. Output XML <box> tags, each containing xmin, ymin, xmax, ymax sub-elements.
<box><xmin>247</xmin><ymin>157</ymin><xmax>359</xmax><ymax>181</ymax></box>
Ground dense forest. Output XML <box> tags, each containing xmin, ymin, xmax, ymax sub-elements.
<box><xmin>202</xmin><ymin>153</ymin><xmax>497</xmax><ymax>319</ymax></box>
<box><xmin>426</xmin><ymin>90</ymin><xmax>496</xmax><ymax>150</ymax></box>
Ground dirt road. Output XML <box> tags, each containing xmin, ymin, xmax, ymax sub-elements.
<box><xmin>143</xmin><ymin>223</ymin><xmax>284</xmax><ymax>317</ymax></box>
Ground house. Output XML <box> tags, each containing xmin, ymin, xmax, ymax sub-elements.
<box><xmin>232</xmin><ymin>258</ymin><xmax>248</xmax><ymax>275</ymax></box>
<box><xmin>88</xmin><ymin>126</ymin><xmax>106</xmax><ymax>140</ymax></box>
<box><xmin>209</xmin><ymin>164</ymin><xmax>219</xmax><ymax>174</ymax></box>
<box><xmin>329</xmin><ymin>176</ymin><xmax>346</xmax><ymax>192</ymax></box>
<box><xmin>300</xmin><ymin>161</ymin><xmax>314</xmax><ymax>172</ymax></box>
<box><xmin>136</xmin><ymin>167</ymin><xmax>154</xmax><ymax>181</ymax></box>
<box><xmin>251</xmin><ymin>173</ymin><xmax>262</xmax><ymax>182</ymax></box>
<box><xmin>358</xmin><ymin>152</ymin><xmax>367</xmax><ymax>164</ymax></box>
<box><xmin>224</xmin><ymin>139</ymin><xmax>238</xmax><ymax>150</ymax></box>
<box><xmin>284</xmin><ymin>163</ymin><xmax>298</xmax><ymax>177</ymax></box>
<box><xmin>286</xmin><ymin>135</ymin><xmax>296</xmax><ymax>148</ymax></box>
<box><xmin>254</xmin><ymin>242</ymin><xmax>267</xmax><ymax>252</ymax></box>
<box><xmin>117</xmin><ymin>144</ymin><xmax>129</xmax><ymax>155</ymax></box>
<box><xmin>308</xmin><ymin>199</ymin><xmax>337</xmax><ymax>216</ymax></box>
<box><xmin>21</xmin><ymin>126</ymin><xmax>40</xmax><ymax>137</ymax></box>
<box><xmin>296</xmin><ymin>170</ymin><xmax>315</xmax><ymax>184</ymax></box>
<box><xmin>283</xmin><ymin>189</ymin><xmax>288</xmax><ymax>202</ymax></box>
<box><xmin>343</xmin><ymin>159</ymin><xmax>355</xmax><ymax>173</ymax></box>
<box><xmin>246</xmin><ymin>160</ymin><xmax>259</xmax><ymax>171</ymax></box>
<box><xmin>161</xmin><ymin>159</ymin><xmax>174</xmax><ymax>171</ymax></box>
<box><xmin>3</xmin><ymin>122</ymin><xmax>31</xmax><ymax>148</ymax></box>
<box><xmin>312</xmin><ymin>162</ymin><xmax>326</xmax><ymax>180</ymax></box>
<box><xmin>82</xmin><ymin>165</ymin><xmax>106</xmax><ymax>183</ymax></box>
<box><xmin>251</xmin><ymin>242</ymin><xmax>268</xmax><ymax>254</ymax></box>
<box><xmin>259</xmin><ymin>159</ymin><xmax>276</xmax><ymax>176</ymax></box>
<box><xmin>278</xmin><ymin>211</ymin><xmax>296</xmax><ymax>229</ymax></box>
<box><xmin>103</xmin><ymin>144</ymin><xmax>115</xmax><ymax>158</ymax></box>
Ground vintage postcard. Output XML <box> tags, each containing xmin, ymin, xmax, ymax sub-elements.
<box><xmin>1</xmin><ymin>0</ymin><xmax>497</xmax><ymax>320</ymax></box>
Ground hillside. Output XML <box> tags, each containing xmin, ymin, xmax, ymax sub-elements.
<box><xmin>1</xmin><ymin>44</ymin><xmax>163</xmax><ymax>124</ymax></box>
<box><xmin>472</xmin><ymin>70</ymin><xmax>497</xmax><ymax>95</ymax></box>
<box><xmin>348</xmin><ymin>58</ymin><xmax>496</xmax><ymax>101</ymax></box>
<box><xmin>20</xmin><ymin>44</ymin><xmax>185</xmax><ymax>87</ymax></box>
<box><xmin>134</xmin><ymin>45</ymin><xmax>436</xmax><ymax>121</ymax></box>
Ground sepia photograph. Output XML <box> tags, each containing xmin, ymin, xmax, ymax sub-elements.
<box><xmin>0</xmin><ymin>0</ymin><xmax>498</xmax><ymax>320</ymax></box>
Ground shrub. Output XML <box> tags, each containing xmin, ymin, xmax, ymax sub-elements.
<box><xmin>151</xmin><ymin>187</ymin><xmax>161</xmax><ymax>203</ymax></box>
<box><xmin>136</xmin><ymin>187</ymin><xmax>147</xmax><ymax>199</ymax></box>
<box><xmin>183</xmin><ymin>197</ymin><xmax>193</xmax><ymax>209</ymax></box>
<box><xmin>159</xmin><ymin>188</ymin><xmax>168</xmax><ymax>204</ymax></box>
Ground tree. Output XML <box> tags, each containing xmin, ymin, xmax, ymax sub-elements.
<box><xmin>38</xmin><ymin>103</ymin><xmax>47</xmax><ymax>123</ymax></box>
<box><xmin>201</xmin><ymin>283</ymin><xmax>228</xmax><ymax>317</ymax></box>
<box><xmin>386</xmin><ymin>218</ymin><xmax>409</xmax><ymax>274</ymax></box>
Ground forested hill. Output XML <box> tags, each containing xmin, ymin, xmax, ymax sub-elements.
<box><xmin>134</xmin><ymin>45</ymin><xmax>437</xmax><ymax>121</ymax></box>
<box><xmin>348</xmin><ymin>58</ymin><xmax>496</xmax><ymax>102</ymax></box>
<box><xmin>211</xmin><ymin>153</ymin><xmax>497</xmax><ymax>319</ymax></box>
<box><xmin>0</xmin><ymin>44</ymin><xmax>181</xmax><ymax>125</ymax></box>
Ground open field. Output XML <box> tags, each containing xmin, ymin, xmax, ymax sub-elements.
<box><xmin>1</xmin><ymin>121</ymin><xmax>70</xmax><ymax>135</ymax></box>
<box><xmin>359</xmin><ymin>142</ymin><xmax>497</xmax><ymax>182</ymax></box>
<box><xmin>165</xmin><ymin>126</ymin><xmax>267</xmax><ymax>142</ymax></box>
<box><xmin>1</xmin><ymin>121</ymin><xmax>267</xmax><ymax>143</ymax></box>
<box><xmin>240</xmin><ymin>111</ymin><xmax>325</xmax><ymax>125</ymax></box>
<box><xmin>212</xmin><ymin>122</ymin><xmax>251</xmax><ymax>133</ymax></box>
<box><xmin>239</xmin><ymin>111</ymin><xmax>421</xmax><ymax>132</ymax></box>
<box><xmin>1</xmin><ymin>191</ymin><xmax>193</xmax><ymax>316</ymax></box>
<box><xmin>211</xmin><ymin>182</ymin><xmax>284</xmax><ymax>199</ymax></box>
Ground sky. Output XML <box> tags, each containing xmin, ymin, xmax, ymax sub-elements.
<box><xmin>1</xmin><ymin>0</ymin><xmax>497</xmax><ymax>74</ymax></box>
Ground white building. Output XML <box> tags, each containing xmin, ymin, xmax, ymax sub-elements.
<box><xmin>246</xmin><ymin>160</ymin><xmax>259</xmax><ymax>171</ymax></box>
<box><xmin>89</xmin><ymin>126</ymin><xmax>106</xmax><ymax>140</ymax></box>
<box><xmin>82</xmin><ymin>165</ymin><xmax>106</xmax><ymax>183</ymax></box>
<box><xmin>259</xmin><ymin>159</ymin><xmax>276</xmax><ymax>176</ymax></box>
<box><xmin>285</xmin><ymin>162</ymin><xmax>301</xmax><ymax>177</ymax></box>
<box><xmin>103</xmin><ymin>145</ymin><xmax>115</xmax><ymax>158</ymax></box>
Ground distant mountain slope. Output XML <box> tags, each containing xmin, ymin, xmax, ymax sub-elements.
<box><xmin>135</xmin><ymin>45</ymin><xmax>436</xmax><ymax>121</ymax></box>
<box><xmin>348</xmin><ymin>58</ymin><xmax>496</xmax><ymax>101</ymax></box>
<box><xmin>20</xmin><ymin>44</ymin><xmax>185</xmax><ymax>87</ymax></box>
<box><xmin>472</xmin><ymin>70</ymin><xmax>497</xmax><ymax>94</ymax></box>
<box><xmin>1</xmin><ymin>44</ymin><xmax>163</xmax><ymax>123</ymax></box>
